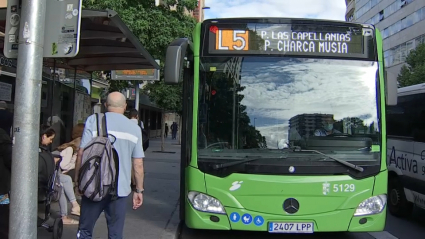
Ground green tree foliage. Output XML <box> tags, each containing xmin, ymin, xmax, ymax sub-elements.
<box><xmin>397</xmin><ymin>42</ymin><xmax>425</xmax><ymax>87</ymax></box>
<box><xmin>141</xmin><ymin>80</ymin><xmax>183</xmax><ymax>114</ymax></box>
<box><xmin>83</xmin><ymin>0</ymin><xmax>197</xmax><ymax>106</ymax></box>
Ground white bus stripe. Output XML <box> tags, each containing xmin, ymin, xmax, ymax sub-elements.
<box><xmin>92</xmin><ymin>130</ymin><xmax>138</xmax><ymax>144</ymax></box>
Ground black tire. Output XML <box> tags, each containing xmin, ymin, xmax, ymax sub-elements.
<box><xmin>52</xmin><ymin>218</ymin><xmax>63</xmax><ymax>239</ymax></box>
<box><xmin>388</xmin><ymin>177</ymin><xmax>413</xmax><ymax>217</ymax></box>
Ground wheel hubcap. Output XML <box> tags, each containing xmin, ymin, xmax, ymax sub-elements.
<box><xmin>390</xmin><ymin>188</ymin><xmax>400</xmax><ymax>205</ymax></box>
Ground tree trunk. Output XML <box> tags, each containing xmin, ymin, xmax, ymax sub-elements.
<box><xmin>161</xmin><ymin>111</ymin><xmax>165</xmax><ymax>151</ymax></box>
<box><xmin>178</xmin><ymin>114</ymin><xmax>182</xmax><ymax>145</ymax></box>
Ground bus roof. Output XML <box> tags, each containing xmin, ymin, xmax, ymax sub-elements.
<box><xmin>398</xmin><ymin>83</ymin><xmax>425</xmax><ymax>96</ymax></box>
<box><xmin>202</xmin><ymin>17</ymin><xmax>374</xmax><ymax>29</ymax></box>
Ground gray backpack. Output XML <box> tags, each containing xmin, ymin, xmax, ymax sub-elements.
<box><xmin>77</xmin><ymin>113</ymin><xmax>119</xmax><ymax>201</ymax></box>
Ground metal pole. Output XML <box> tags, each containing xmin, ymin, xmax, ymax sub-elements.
<box><xmin>231</xmin><ymin>84</ymin><xmax>236</xmax><ymax>149</ymax></box>
<box><xmin>9</xmin><ymin>0</ymin><xmax>47</xmax><ymax>238</ymax></box>
<box><xmin>135</xmin><ymin>81</ymin><xmax>140</xmax><ymax>111</ymax></box>
<box><xmin>49</xmin><ymin>59</ymin><xmax>56</xmax><ymax>126</ymax></box>
<box><xmin>72</xmin><ymin>67</ymin><xmax>77</xmax><ymax>127</ymax></box>
<box><xmin>89</xmin><ymin>72</ymin><xmax>93</xmax><ymax>96</ymax></box>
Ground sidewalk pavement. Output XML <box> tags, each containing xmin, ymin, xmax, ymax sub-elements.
<box><xmin>37</xmin><ymin>137</ymin><xmax>181</xmax><ymax>239</ymax></box>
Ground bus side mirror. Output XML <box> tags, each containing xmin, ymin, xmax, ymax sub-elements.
<box><xmin>385</xmin><ymin>71</ymin><xmax>398</xmax><ymax>106</ymax></box>
<box><xmin>164</xmin><ymin>38</ymin><xmax>190</xmax><ymax>85</ymax></box>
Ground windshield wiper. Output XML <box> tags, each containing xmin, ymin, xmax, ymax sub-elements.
<box><xmin>213</xmin><ymin>157</ymin><xmax>263</xmax><ymax>170</ymax></box>
<box><xmin>299</xmin><ymin>149</ymin><xmax>364</xmax><ymax>172</ymax></box>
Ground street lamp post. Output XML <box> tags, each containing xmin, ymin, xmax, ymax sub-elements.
<box><xmin>202</xmin><ymin>6</ymin><xmax>211</xmax><ymax>19</ymax></box>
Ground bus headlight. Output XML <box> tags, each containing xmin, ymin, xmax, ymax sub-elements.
<box><xmin>354</xmin><ymin>195</ymin><xmax>387</xmax><ymax>216</ymax></box>
<box><xmin>187</xmin><ymin>191</ymin><xmax>226</xmax><ymax>214</ymax></box>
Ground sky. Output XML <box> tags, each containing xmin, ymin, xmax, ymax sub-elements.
<box><xmin>203</xmin><ymin>0</ymin><xmax>346</xmax><ymax>21</ymax></box>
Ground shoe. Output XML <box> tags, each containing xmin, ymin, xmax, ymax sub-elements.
<box><xmin>62</xmin><ymin>218</ymin><xmax>79</xmax><ymax>225</ymax></box>
<box><xmin>71</xmin><ymin>205</ymin><xmax>80</xmax><ymax>216</ymax></box>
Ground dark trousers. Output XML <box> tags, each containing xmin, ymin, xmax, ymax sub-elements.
<box><xmin>0</xmin><ymin>204</ymin><xmax>9</xmax><ymax>239</ymax></box>
<box><xmin>77</xmin><ymin>195</ymin><xmax>128</xmax><ymax>239</ymax></box>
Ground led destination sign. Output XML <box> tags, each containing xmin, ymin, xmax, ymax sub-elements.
<box><xmin>207</xmin><ymin>23</ymin><xmax>372</xmax><ymax>58</ymax></box>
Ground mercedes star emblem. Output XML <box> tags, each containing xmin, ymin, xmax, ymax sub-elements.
<box><xmin>283</xmin><ymin>198</ymin><xmax>299</xmax><ymax>214</ymax></box>
<box><xmin>288</xmin><ymin>166</ymin><xmax>295</xmax><ymax>173</ymax></box>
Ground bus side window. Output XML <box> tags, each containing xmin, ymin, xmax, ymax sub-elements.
<box><xmin>413</xmin><ymin>110</ymin><xmax>425</xmax><ymax>142</ymax></box>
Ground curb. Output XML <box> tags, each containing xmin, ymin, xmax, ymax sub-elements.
<box><xmin>161</xmin><ymin>199</ymin><xmax>181</xmax><ymax>239</ymax></box>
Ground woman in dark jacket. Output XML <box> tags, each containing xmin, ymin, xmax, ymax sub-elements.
<box><xmin>38</xmin><ymin>126</ymin><xmax>57</xmax><ymax>198</ymax></box>
<box><xmin>0</xmin><ymin>126</ymin><xmax>57</xmax><ymax>238</ymax></box>
<box><xmin>0</xmin><ymin>128</ymin><xmax>12</xmax><ymax>238</ymax></box>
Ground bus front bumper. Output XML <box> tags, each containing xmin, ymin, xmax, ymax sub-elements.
<box><xmin>184</xmin><ymin>203</ymin><xmax>386</xmax><ymax>232</ymax></box>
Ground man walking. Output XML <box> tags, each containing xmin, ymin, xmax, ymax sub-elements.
<box><xmin>74</xmin><ymin>92</ymin><xmax>145</xmax><ymax>239</ymax></box>
<box><xmin>171</xmin><ymin>122</ymin><xmax>178</xmax><ymax>140</ymax></box>
<box><xmin>128</xmin><ymin>108</ymin><xmax>149</xmax><ymax>152</ymax></box>
<box><xmin>128</xmin><ymin>108</ymin><xmax>143</xmax><ymax>129</ymax></box>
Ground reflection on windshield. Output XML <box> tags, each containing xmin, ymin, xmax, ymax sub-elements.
<box><xmin>198</xmin><ymin>57</ymin><xmax>380</xmax><ymax>158</ymax></box>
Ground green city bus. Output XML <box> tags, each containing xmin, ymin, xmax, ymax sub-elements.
<box><xmin>163</xmin><ymin>18</ymin><xmax>398</xmax><ymax>233</ymax></box>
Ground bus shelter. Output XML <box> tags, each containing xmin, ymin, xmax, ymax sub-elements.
<box><xmin>0</xmin><ymin>9</ymin><xmax>161</xmax><ymax>148</ymax></box>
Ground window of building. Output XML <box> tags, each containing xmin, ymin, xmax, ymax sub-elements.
<box><xmin>382</xmin><ymin>28</ymin><xmax>389</xmax><ymax>38</ymax></box>
<box><xmin>384</xmin><ymin>0</ymin><xmax>405</xmax><ymax>19</ymax></box>
<box><xmin>400</xmin><ymin>43</ymin><xmax>407</xmax><ymax>62</ymax></box>
<box><xmin>379</xmin><ymin>10</ymin><xmax>384</xmax><ymax>21</ymax></box>
<box><xmin>382</xmin><ymin>6</ymin><xmax>425</xmax><ymax>40</ymax></box>
<box><xmin>416</xmin><ymin>35</ymin><xmax>425</xmax><ymax>46</ymax></box>
<box><xmin>419</xmin><ymin>7</ymin><xmax>425</xmax><ymax>21</ymax></box>
<box><xmin>406</xmin><ymin>39</ymin><xmax>415</xmax><ymax>54</ymax></box>
<box><xmin>393</xmin><ymin>45</ymin><xmax>401</xmax><ymax>65</ymax></box>
<box><xmin>355</xmin><ymin>0</ymin><xmax>383</xmax><ymax>19</ymax></box>
<box><xmin>401</xmin><ymin>14</ymin><xmax>415</xmax><ymax>30</ymax></box>
<box><xmin>383</xmin><ymin>34</ymin><xmax>425</xmax><ymax>68</ymax></box>
<box><xmin>347</xmin><ymin>12</ymin><xmax>355</xmax><ymax>22</ymax></box>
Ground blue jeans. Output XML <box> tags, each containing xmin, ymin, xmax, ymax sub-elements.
<box><xmin>76</xmin><ymin>195</ymin><xmax>128</xmax><ymax>239</ymax></box>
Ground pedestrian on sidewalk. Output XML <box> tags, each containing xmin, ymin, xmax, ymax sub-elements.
<box><xmin>171</xmin><ymin>122</ymin><xmax>178</xmax><ymax>139</ymax></box>
<box><xmin>128</xmin><ymin>108</ymin><xmax>149</xmax><ymax>151</ymax></box>
<box><xmin>165</xmin><ymin>123</ymin><xmax>169</xmax><ymax>138</ymax></box>
<box><xmin>74</xmin><ymin>92</ymin><xmax>145</xmax><ymax>239</ymax></box>
<box><xmin>0</xmin><ymin>101</ymin><xmax>13</xmax><ymax>137</ymax></box>
<box><xmin>0</xmin><ymin>128</ymin><xmax>12</xmax><ymax>238</ymax></box>
<box><xmin>128</xmin><ymin>109</ymin><xmax>144</xmax><ymax>131</ymax></box>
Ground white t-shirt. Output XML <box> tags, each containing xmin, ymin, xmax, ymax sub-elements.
<box><xmin>130</xmin><ymin>118</ymin><xmax>144</xmax><ymax>129</ymax></box>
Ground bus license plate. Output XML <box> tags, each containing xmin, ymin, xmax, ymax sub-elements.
<box><xmin>269</xmin><ymin>222</ymin><xmax>314</xmax><ymax>233</ymax></box>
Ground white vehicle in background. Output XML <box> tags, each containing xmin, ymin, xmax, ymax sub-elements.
<box><xmin>386</xmin><ymin>82</ymin><xmax>425</xmax><ymax>217</ymax></box>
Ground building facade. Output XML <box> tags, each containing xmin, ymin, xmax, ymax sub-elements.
<box><xmin>346</xmin><ymin>0</ymin><xmax>425</xmax><ymax>77</ymax></box>
<box><xmin>156</xmin><ymin>0</ymin><xmax>206</xmax><ymax>22</ymax></box>
<box><xmin>288</xmin><ymin>114</ymin><xmax>334</xmax><ymax>140</ymax></box>
<box><xmin>193</xmin><ymin>0</ymin><xmax>206</xmax><ymax>22</ymax></box>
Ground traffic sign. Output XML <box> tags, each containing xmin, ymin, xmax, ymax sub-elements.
<box><xmin>4</xmin><ymin>0</ymin><xmax>82</xmax><ymax>58</ymax></box>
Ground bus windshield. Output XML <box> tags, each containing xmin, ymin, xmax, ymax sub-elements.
<box><xmin>197</xmin><ymin>57</ymin><xmax>380</xmax><ymax>165</ymax></box>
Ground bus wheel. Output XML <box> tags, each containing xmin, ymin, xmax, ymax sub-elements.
<box><xmin>388</xmin><ymin>177</ymin><xmax>413</xmax><ymax>217</ymax></box>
